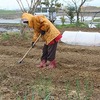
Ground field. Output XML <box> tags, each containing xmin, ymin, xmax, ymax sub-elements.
<box><xmin>0</xmin><ymin>10</ymin><xmax>100</xmax><ymax>99</ymax></box>
<box><xmin>0</xmin><ymin>27</ymin><xmax>100</xmax><ymax>100</ymax></box>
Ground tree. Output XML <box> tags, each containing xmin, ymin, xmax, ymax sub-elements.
<box><xmin>64</xmin><ymin>6</ymin><xmax>75</xmax><ymax>24</ymax></box>
<box><xmin>72</xmin><ymin>0</ymin><xmax>87</xmax><ymax>23</ymax></box>
<box><xmin>16</xmin><ymin>0</ymin><xmax>61</xmax><ymax>22</ymax></box>
<box><xmin>16</xmin><ymin>0</ymin><xmax>41</xmax><ymax>14</ymax></box>
<box><xmin>41</xmin><ymin>0</ymin><xmax>61</xmax><ymax>8</ymax></box>
<box><xmin>41</xmin><ymin>0</ymin><xmax>61</xmax><ymax>22</ymax></box>
<box><xmin>63</xmin><ymin>0</ymin><xmax>92</xmax><ymax>23</ymax></box>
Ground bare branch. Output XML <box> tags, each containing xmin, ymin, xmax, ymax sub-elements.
<box><xmin>29</xmin><ymin>0</ymin><xmax>40</xmax><ymax>14</ymax></box>
<box><xmin>30</xmin><ymin>0</ymin><xmax>33</xmax><ymax>8</ymax></box>
<box><xmin>19</xmin><ymin>0</ymin><xmax>26</xmax><ymax>12</ymax></box>
<box><xmin>72</xmin><ymin>0</ymin><xmax>78</xmax><ymax>11</ymax></box>
<box><xmin>16</xmin><ymin>0</ymin><xmax>24</xmax><ymax>12</ymax></box>
<box><xmin>26</xmin><ymin>0</ymin><xmax>30</xmax><ymax>9</ymax></box>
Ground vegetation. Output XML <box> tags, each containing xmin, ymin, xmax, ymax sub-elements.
<box><xmin>0</xmin><ymin>9</ymin><xmax>17</xmax><ymax>15</ymax></box>
<box><xmin>93</xmin><ymin>18</ymin><xmax>100</xmax><ymax>22</ymax></box>
<box><xmin>0</xmin><ymin>31</ymin><xmax>30</xmax><ymax>41</ymax></box>
<box><xmin>14</xmin><ymin>78</ymin><xmax>93</xmax><ymax>100</ymax></box>
<box><xmin>92</xmin><ymin>15</ymin><xmax>100</xmax><ymax>28</ymax></box>
<box><xmin>64</xmin><ymin>6</ymin><xmax>75</xmax><ymax>24</ymax></box>
<box><xmin>62</xmin><ymin>0</ymin><xmax>92</xmax><ymax>23</ymax></box>
<box><xmin>60</xmin><ymin>16</ymin><xmax>66</xmax><ymax>25</ymax></box>
<box><xmin>56</xmin><ymin>22</ymin><xmax>88</xmax><ymax>29</ymax></box>
<box><xmin>1</xmin><ymin>32</ymin><xmax>20</xmax><ymax>40</ymax></box>
<box><xmin>16</xmin><ymin>0</ymin><xmax>61</xmax><ymax>14</ymax></box>
<box><xmin>96</xmin><ymin>23</ymin><xmax>100</xmax><ymax>28</ymax></box>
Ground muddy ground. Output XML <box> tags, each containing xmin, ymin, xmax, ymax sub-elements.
<box><xmin>0</xmin><ymin>27</ymin><xmax>100</xmax><ymax>100</ymax></box>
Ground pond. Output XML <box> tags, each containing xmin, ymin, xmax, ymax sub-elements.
<box><xmin>0</xmin><ymin>18</ymin><xmax>21</xmax><ymax>33</ymax></box>
<box><xmin>0</xmin><ymin>18</ymin><xmax>20</xmax><ymax>24</ymax></box>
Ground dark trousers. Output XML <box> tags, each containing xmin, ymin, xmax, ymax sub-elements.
<box><xmin>41</xmin><ymin>42</ymin><xmax>58</xmax><ymax>61</ymax></box>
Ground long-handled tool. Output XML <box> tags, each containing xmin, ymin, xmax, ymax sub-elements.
<box><xmin>18</xmin><ymin>34</ymin><xmax>41</xmax><ymax>64</ymax></box>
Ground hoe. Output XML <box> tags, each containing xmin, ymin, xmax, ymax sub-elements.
<box><xmin>18</xmin><ymin>34</ymin><xmax>41</xmax><ymax>64</ymax></box>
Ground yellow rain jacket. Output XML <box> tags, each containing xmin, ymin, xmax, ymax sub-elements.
<box><xmin>22</xmin><ymin>13</ymin><xmax>61</xmax><ymax>45</ymax></box>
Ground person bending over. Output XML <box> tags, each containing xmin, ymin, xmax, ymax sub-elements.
<box><xmin>21</xmin><ymin>13</ymin><xmax>62</xmax><ymax>68</ymax></box>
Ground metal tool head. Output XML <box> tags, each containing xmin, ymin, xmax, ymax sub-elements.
<box><xmin>18</xmin><ymin>60</ymin><xmax>22</xmax><ymax>64</ymax></box>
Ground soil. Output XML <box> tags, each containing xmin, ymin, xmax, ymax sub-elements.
<box><xmin>0</xmin><ymin>27</ymin><xmax>100</xmax><ymax>100</ymax></box>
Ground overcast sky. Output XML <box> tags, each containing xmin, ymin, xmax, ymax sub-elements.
<box><xmin>0</xmin><ymin>0</ymin><xmax>99</xmax><ymax>10</ymax></box>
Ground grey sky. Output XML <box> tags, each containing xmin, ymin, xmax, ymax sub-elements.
<box><xmin>0</xmin><ymin>0</ymin><xmax>99</xmax><ymax>10</ymax></box>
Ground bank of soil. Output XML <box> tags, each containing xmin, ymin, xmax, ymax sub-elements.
<box><xmin>0</xmin><ymin>27</ymin><xmax>100</xmax><ymax>99</ymax></box>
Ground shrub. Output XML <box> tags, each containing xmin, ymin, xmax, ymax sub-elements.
<box><xmin>60</xmin><ymin>16</ymin><xmax>66</xmax><ymax>25</ymax></box>
<box><xmin>93</xmin><ymin>18</ymin><xmax>100</xmax><ymax>22</ymax></box>
<box><xmin>96</xmin><ymin>23</ymin><xmax>100</xmax><ymax>28</ymax></box>
<box><xmin>1</xmin><ymin>33</ymin><xmax>10</xmax><ymax>40</ymax></box>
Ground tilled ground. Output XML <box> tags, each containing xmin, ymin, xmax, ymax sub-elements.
<box><xmin>0</xmin><ymin>28</ymin><xmax>100</xmax><ymax>100</ymax></box>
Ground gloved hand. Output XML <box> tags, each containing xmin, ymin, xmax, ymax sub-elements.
<box><xmin>31</xmin><ymin>42</ymin><xmax>35</xmax><ymax>48</ymax></box>
<box><xmin>40</xmin><ymin>30</ymin><xmax>45</xmax><ymax>35</ymax></box>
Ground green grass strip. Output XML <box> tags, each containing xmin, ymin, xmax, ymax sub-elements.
<box><xmin>44</xmin><ymin>93</ymin><xmax>51</xmax><ymax>100</ymax></box>
<box><xmin>66</xmin><ymin>80</ymin><xmax>70</xmax><ymax>100</ymax></box>
<box><xmin>76</xmin><ymin>79</ymin><xmax>81</xmax><ymax>100</ymax></box>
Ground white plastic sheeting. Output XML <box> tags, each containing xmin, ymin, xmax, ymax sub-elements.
<box><xmin>61</xmin><ymin>31</ymin><xmax>100</xmax><ymax>46</ymax></box>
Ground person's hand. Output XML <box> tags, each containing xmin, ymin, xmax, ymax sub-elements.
<box><xmin>31</xmin><ymin>42</ymin><xmax>35</xmax><ymax>48</ymax></box>
<box><xmin>40</xmin><ymin>30</ymin><xmax>45</xmax><ymax>35</ymax></box>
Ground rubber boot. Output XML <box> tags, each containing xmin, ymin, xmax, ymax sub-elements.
<box><xmin>37</xmin><ymin>60</ymin><xmax>46</xmax><ymax>68</ymax></box>
<box><xmin>48</xmin><ymin>60</ymin><xmax>56</xmax><ymax>68</ymax></box>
